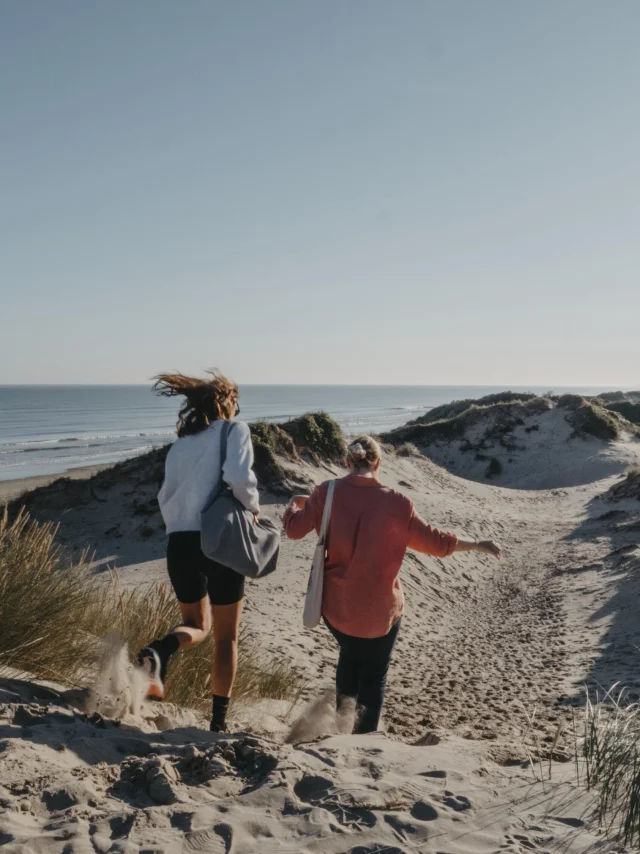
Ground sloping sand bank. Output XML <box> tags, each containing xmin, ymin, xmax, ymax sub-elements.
<box><xmin>0</xmin><ymin>676</ymin><xmax>613</xmax><ymax>854</ymax></box>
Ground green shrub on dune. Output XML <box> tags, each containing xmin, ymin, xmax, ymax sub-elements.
<box><xmin>249</xmin><ymin>422</ymin><xmax>298</xmax><ymax>490</ymax></box>
<box><xmin>383</xmin><ymin>396</ymin><xmax>552</xmax><ymax>449</ymax></box>
<box><xmin>556</xmin><ymin>395</ymin><xmax>630</xmax><ymax>441</ymax></box>
<box><xmin>412</xmin><ymin>391</ymin><xmax>540</xmax><ymax>426</ymax></box>
<box><xmin>249</xmin><ymin>412</ymin><xmax>344</xmax><ymax>491</ymax></box>
<box><xmin>280</xmin><ymin>412</ymin><xmax>345</xmax><ymax>463</ymax></box>
<box><xmin>607</xmin><ymin>469</ymin><xmax>640</xmax><ymax>501</ymax></box>
<box><xmin>383</xmin><ymin>391</ymin><xmax>637</xmax><ymax>455</ymax></box>
<box><xmin>605</xmin><ymin>401</ymin><xmax>640</xmax><ymax>425</ymax></box>
<box><xmin>485</xmin><ymin>457</ymin><xmax>502</xmax><ymax>479</ymax></box>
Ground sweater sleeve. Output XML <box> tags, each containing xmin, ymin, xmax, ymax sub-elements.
<box><xmin>223</xmin><ymin>421</ymin><xmax>260</xmax><ymax>514</ymax></box>
<box><xmin>284</xmin><ymin>483</ymin><xmax>325</xmax><ymax>540</ymax></box>
<box><xmin>407</xmin><ymin>508</ymin><xmax>457</xmax><ymax>557</ymax></box>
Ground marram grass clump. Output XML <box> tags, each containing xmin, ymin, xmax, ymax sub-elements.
<box><xmin>412</xmin><ymin>391</ymin><xmax>540</xmax><ymax>426</ymax></box>
<box><xmin>0</xmin><ymin>509</ymin><xmax>301</xmax><ymax>712</ymax></box>
<box><xmin>582</xmin><ymin>685</ymin><xmax>640</xmax><ymax>847</ymax></box>
<box><xmin>557</xmin><ymin>395</ymin><xmax>629</xmax><ymax>441</ymax></box>
<box><xmin>605</xmin><ymin>401</ymin><xmax>640</xmax><ymax>425</ymax></box>
<box><xmin>607</xmin><ymin>469</ymin><xmax>640</xmax><ymax>502</ymax></box>
<box><xmin>383</xmin><ymin>397</ymin><xmax>551</xmax><ymax>449</ymax></box>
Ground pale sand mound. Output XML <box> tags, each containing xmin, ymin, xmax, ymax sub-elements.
<box><xmin>383</xmin><ymin>393</ymin><xmax>640</xmax><ymax>489</ymax></box>
<box><xmin>0</xmin><ymin>675</ymin><xmax>613</xmax><ymax>854</ymax></box>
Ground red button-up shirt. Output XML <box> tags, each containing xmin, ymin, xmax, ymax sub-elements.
<box><xmin>284</xmin><ymin>474</ymin><xmax>457</xmax><ymax>638</ymax></box>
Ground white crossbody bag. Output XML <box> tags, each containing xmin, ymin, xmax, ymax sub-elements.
<box><xmin>302</xmin><ymin>480</ymin><xmax>336</xmax><ymax>629</ymax></box>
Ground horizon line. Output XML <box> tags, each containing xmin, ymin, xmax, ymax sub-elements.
<box><xmin>0</xmin><ymin>382</ymin><xmax>637</xmax><ymax>389</ymax></box>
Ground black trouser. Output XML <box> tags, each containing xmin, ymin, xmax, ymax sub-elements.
<box><xmin>324</xmin><ymin>617</ymin><xmax>401</xmax><ymax>734</ymax></box>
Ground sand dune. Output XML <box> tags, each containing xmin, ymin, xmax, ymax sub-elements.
<box><xmin>2</xmin><ymin>411</ymin><xmax>640</xmax><ymax>851</ymax></box>
<box><xmin>0</xmin><ymin>676</ymin><xmax>610</xmax><ymax>854</ymax></box>
<box><xmin>383</xmin><ymin>392</ymin><xmax>640</xmax><ymax>488</ymax></box>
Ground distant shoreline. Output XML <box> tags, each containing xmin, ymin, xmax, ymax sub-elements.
<box><xmin>0</xmin><ymin>463</ymin><xmax>112</xmax><ymax>505</ymax></box>
<box><xmin>2</xmin><ymin>385</ymin><xmax>637</xmax><ymax>487</ymax></box>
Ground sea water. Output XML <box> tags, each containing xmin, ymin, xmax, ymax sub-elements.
<box><xmin>0</xmin><ymin>384</ymin><xmax>617</xmax><ymax>481</ymax></box>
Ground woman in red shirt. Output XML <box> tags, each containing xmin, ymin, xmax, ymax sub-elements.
<box><xmin>284</xmin><ymin>435</ymin><xmax>502</xmax><ymax>734</ymax></box>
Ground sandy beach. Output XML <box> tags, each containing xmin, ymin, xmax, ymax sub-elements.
<box><xmin>1</xmin><ymin>395</ymin><xmax>640</xmax><ymax>852</ymax></box>
<box><xmin>0</xmin><ymin>464</ymin><xmax>112</xmax><ymax>506</ymax></box>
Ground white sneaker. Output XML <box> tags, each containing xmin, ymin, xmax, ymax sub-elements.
<box><xmin>139</xmin><ymin>647</ymin><xmax>165</xmax><ymax>700</ymax></box>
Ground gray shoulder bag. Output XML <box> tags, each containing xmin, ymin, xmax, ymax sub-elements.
<box><xmin>200</xmin><ymin>420</ymin><xmax>280</xmax><ymax>578</ymax></box>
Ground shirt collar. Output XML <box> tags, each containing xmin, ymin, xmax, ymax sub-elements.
<box><xmin>343</xmin><ymin>473</ymin><xmax>382</xmax><ymax>488</ymax></box>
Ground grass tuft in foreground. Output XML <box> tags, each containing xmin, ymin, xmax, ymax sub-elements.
<box><xmin>582</xmin><ymin>685</ymin><xmax>640</xmax><ymax>847</ymax></box>
<box><xmin>0</xmin><ymin>508</ymin><xmax>300</xmax><ymax>712</ymax></box>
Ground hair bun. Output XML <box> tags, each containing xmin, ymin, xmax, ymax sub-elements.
<box><xmin>349</xmin><ymin>442</ymin><xmax>367</xmax><ymax>460</ymax></box>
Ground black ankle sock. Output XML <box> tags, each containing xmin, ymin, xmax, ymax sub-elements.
<box><xmin>148</xmin><ymin>635</ymin><xmax>180</xmax><ymax>680</ymax></box>
<box><xmin>211</xmin><ymin>695</ymin><xmax>230</xmax><ymax>732</ymax></box>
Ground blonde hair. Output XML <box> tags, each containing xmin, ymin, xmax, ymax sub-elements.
<box><xmin>346</xmin><ymin>435</ymin><xmax>382</xmax><ymax>472</ymax></box>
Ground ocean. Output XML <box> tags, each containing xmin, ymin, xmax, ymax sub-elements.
<box><xmin>0</xmin><ymin>384</ymin><xmax>618</xmax><ymax>482</ymax></box>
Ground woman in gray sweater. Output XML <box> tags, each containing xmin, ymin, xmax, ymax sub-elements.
<box><xmin>139</xmin><ymin>370</ymin><xmax>259</xmax><ymax>732</ymax></box>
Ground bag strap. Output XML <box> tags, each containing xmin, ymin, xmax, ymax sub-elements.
<box><xmin>318</xmin><ymin>480</ymin><xmax>336</xmax><ymax>545</ymax></box>
<box><xmin>219</xmin><ymin>419</ymin><xmax>233</xmax><ymax>487</ymax></box>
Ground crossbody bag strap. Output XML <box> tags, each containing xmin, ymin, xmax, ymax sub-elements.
<box><xmin>319</xmin><ymin>480</ymin><xmax>336</xmax><ymax>546</ymax></box>
<box><xmin>218</xmin><ymin>419</ymin><xmax>232</xmax><ymax>487</ymax></box>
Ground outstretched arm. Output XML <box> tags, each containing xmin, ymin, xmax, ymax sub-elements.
<box><xmin>407</xmin><ymin>510</ymin><xmax>458</xmax><ymax>557</ymax></box>
<box><xmin>453</xmin><ymin>538</ymin><xmax>502</xmax><ymax>559</ymax></box>
<box><xmin>408</xmin><ymin>510</ymin><xmax>502</xmax><ymax>560</ymax></box>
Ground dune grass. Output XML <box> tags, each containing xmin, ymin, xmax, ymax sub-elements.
<box><xmin>383</xmin><ymin>397</ymin><xmax>552</xmax><ymax>449</ymax></box>
<box><xmin>0</xmin><ymin>508</ymin><xmax>301</xmax><ymax>712</ymax></box>
<box><xmin>394</xmin><ymin>442</ymin><xmax>421</xmax><ymax>457</ymax></box>
<box><xmin>607</xmin><ymin>469</ymin><xmax>640</xmax><ymax>502</ymax></box>
<box><xmin>605</xmin><ymin>401</ymin><xmax>640</xmax><ymax>425</ymax></box>
<box><xmin>557</xmin><ymin>395</ymin><xmax>629</xmax><ymax>441</ymax></box>
<box><xmin>411</xmin><ymin>391</ymin><xmax>540</xmax><ymax>426</ymax></box>
<box><xmin>249</xmin><ymin>412</ymin><xmax>345</xmax><ymax>492</ymax></box>
<box><xmin>582</xmin><ymin>685</ymin><xmax>640</xmax><ymax>846</ymax></box>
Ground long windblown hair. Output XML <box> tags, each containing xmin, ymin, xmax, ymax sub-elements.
<box><xmin>153</xmin><ymin>370</ymin><xmax>239</xmax><ymax>438</ymax></box>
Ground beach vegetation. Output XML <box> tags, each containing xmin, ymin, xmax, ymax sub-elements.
<box><xmin>249</xmin><ymin>422</ymin><xmax>297</xmax><ymax>490</ymax></box>
<box><xmin>410</xmin><ymin>391</ymin><xmax>540</xmax><ymax>426</ymax></box>
<box><xmin>382</xmin><ymin>397</ymin><xmax>552</xmax><ymax>451</ymax></box>
<box><xmin>280</xmin><ymin>412</ymin><xmax>345</xmax><ymax>464</ymax></box>
<box><xmin>596</xmin><ymin>391</ymin><xmax>631</xmax><ymax>404</ymax></box>
<box><xmin>249</xmin><ymin>412</ymin><xmax>344</xmax><ymax>491</ymax></box>
<box><xmin>605</xmin><ymin>401</ymin><xmax>640</xmax><ymax>425</ymax></box>
<box><xmin>485</xmin><ymin>457</ymin><xmax>502</xmax><ymax>479</ymax></box>
<box><xmin>394</xmin><ymin>442</ymin><xmax>421</xmax><ymax>457</ymax></box>
<box><xmin>582</xmin><ymin>685</ymin><xmax>640</xmax><ymax>847</ymax></box>
<box><xmin>0</xmin><ymin>508</ymin><xmax>300</xmax><ymax>712</ymax></box>
<box><xmin>606</xmin><ymin>469</ymin><xmax>640</xmax><ymax>501</ymax></box>
<box><xmin>557</xmin><ymin>395</ymin><xmax>630</xmax><ymax>441</ymax></box>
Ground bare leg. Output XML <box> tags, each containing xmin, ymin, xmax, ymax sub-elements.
<box><xmin>170</xmin><ymin>597</ymin><xmax>212</xmax><ymax>649</ymax></box>
<box><xmin>211</xmin><ymin>600</ymin><xmax>243</xmax><ymax>697</ymax></box>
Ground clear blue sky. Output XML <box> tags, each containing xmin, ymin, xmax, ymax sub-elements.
<box><xmin>1</xmin><ymin>1</ymin><xmax>639</xmax><ymax>386</ymax></box>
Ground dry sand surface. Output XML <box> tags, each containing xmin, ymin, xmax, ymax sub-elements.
<box><xmin>1</xmin><ymin>431</ymin><xmax>640</xmax><ymax>852</ymax></box>
<box><xmin>0</xmin><ymin>464</ymin><xmax>111</xmax><ymax>506</ymax></box>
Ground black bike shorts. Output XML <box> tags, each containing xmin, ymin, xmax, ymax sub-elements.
<box><xmin>166</xmin><ymin>531</ymin><xmax>245</xmax><ymax>606</ymax></box>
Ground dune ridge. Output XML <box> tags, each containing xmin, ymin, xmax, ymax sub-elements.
<box><xmin>383</xmin><ymin>391</ymin><xmax>640</xmax><ymax>488</ymax></box>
